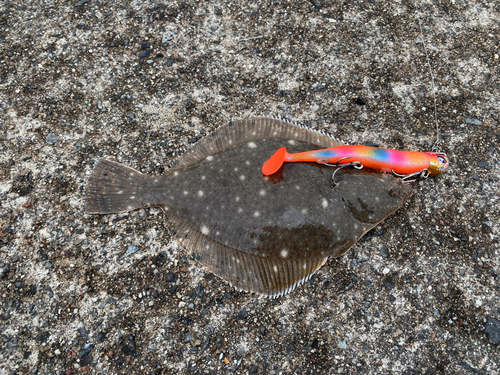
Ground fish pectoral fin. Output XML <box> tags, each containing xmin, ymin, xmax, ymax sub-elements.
<box><xmin>169</xmin><ymin>215</ymin><xmax>327</xmax><ymax>297</ymax></box>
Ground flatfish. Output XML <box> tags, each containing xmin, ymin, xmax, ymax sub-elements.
<box><xmin>84</xmin><ymin>117</ymin><xmax>413</xmax><ymax>297</ymax></box>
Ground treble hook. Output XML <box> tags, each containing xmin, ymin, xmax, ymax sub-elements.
<box><xmin>392</xmin><ymin>169</ymin><xmax>429</xmax><ymax>183</ymax></box>
<box><xmin>320</xmin><ymin>157</ymin><xmax>364</xmax><ymax>185</ymax></box>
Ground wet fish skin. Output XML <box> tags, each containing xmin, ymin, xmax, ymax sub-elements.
<box><xmin>84</xmin><ymin>117</ymin><xmax>413</xmax><ymax>297</ymax></box>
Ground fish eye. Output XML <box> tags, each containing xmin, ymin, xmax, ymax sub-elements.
<box><xmin>437</xmin><ymin>155</ymin><xmax>446</xmax><ymax>164</ymax></box>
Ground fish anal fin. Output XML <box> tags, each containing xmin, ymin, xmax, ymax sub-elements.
<box><xmin>174</xmin><ymin>117</ymin><xmax>343</xmax><ymax>170</ymax></box>
<box><xmin>166</xmin><ymin>210</ymin><xmax>328</xmax><ymax>297</ymax></box>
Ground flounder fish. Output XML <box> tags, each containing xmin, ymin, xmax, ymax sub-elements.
<box><xmin>85</xmin><ymin>117</ymin><xmax>413</xmax><ymax>297</ymax></box>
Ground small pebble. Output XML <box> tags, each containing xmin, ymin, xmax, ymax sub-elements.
<box><xmin>75</xmin><ymin>0</ymin><xmax>89</xmax><ymax>6</ymax></box>
<box><xmin>485</xmin><ymin>318</ymin><xmax>500</xmax><ymax>345</ymax></box>
<box><xmin>465</xmin><ymin>118</ymin><xmax>482</xmax><ymax>125</ymax></box>
<box><xmin>162</xmin><ymin>33</ymin><xmax>177</xmax><ymax>43</ymax></box>
<box><xmin>46</xmin><ymin>133</ymin><xmax>59</xmax><ymax>145</ymax></box>
<box><xmin>236</xmin><ymin>311</ymin><xmax>248</xmax><ymax>320</ymax></box>
<box><xmin>120</xmin><ymin>245</ymin><xmax>140</xmax><ymax>260</ymax></box>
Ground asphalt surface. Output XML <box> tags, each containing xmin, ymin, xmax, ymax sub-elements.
<box><xmin>0</xmin><ymin>0</ymin><xmax>499</xmax><ymax>374</ymax></box>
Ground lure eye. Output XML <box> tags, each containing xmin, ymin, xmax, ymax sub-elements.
<box><xmin>437</xmin><ymin>155</ymin><xmax>447</xmax><ymax>164</ymax></box>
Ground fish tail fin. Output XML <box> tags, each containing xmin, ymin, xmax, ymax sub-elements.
<box><xmin>262</xmin><ymin>147</ymin><xmax>288</xmax><ymax>176</ymax></box>
<box><xmin>84</xmin><ymin>159</ymin><xmax>150</xmax><ymax>214</ymax></box>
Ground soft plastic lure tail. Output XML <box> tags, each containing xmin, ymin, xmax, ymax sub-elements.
<box><xmin>262</xmin><ymin>145</ymin><xmax>449</xmax><ymax>178</ymax></box>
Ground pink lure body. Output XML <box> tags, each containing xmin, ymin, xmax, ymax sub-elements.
<box><xmin>262</xmin><ymin>145</ymin><xmax>449</xmax><ymax>177</ymax></box>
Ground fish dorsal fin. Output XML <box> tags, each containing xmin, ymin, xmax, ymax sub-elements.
<box><xmin>169</xmin><ymin>215</ymin><xmax>327</xmax><ymax>297</ymax></box>
<box><xmin>174</xmin><ymin>116</ymin><xmax>344</xmax><ymax>169</ymax></box>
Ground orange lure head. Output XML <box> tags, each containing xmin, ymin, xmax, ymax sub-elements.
<box><xmin>425</xmin><ymin>152</ymin><xmax>449</xmax><ymax>176</ymax></box>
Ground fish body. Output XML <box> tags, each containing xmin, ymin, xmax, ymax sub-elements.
<box><xmin>85</xmin><ymin>117</ymin><xmax>413</xmax><ymax>297</ymax></box>
<box><xmin>262</xmin><ymin>145</ymin><xmax>449</xmax><ymax>177</ymax></box>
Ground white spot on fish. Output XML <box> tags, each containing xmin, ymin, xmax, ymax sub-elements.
<box><xmin>201</xmin><ymin>226</ymin><xmax>209</xmax><ymax>235</ymax></box>
<box><xmin>295</xmin><ymin>185</ymin><xmax>300</xmax><ymax>189</ymax></box>
<box><xmin>240</xmin><ymin>175</ymin><xmax>245</xmax><ymax>180</ymax></box>
<box><xmin>247</xmin><ymin>141</ymin><xmax>257</xmax><ymax>148</ymax></box>
<box><xmin>287</xmin><ymin>140</ymin><xmax>296</xmax><ymax>145</ymax></box>
<box><xmin>235</xmin><ymin>196</ymin><xmax>240</xmax><ymax>202</ymax></box>
<box><xmin>322</xmin><ymin>198</ymin><xmax>328</xmax><ymax>209</ymax></box>
<box><xmin>206</xmin><ymin>156</ymin><xmax>214</xmax><ymax>161</ymax></box>
<box><xmin>131</xmin><ymin>196</ymin><xmax>135</xmax><ymax>199</ymax></box>
<box><xmin>216</xmin><ymin>231</ymin><xmax>220</xmax><ymax>236</ymax></box>
<box><xmin>238</xmin><ymin>208</ymin><xmax>243</xmax><ymax>213</ymax></box>
<box><xmin>254</xmin><ymin>211</ymin><xmax>260</xmax><ymax>217</ymax></box>
<box><xmin>198</xmin><ymin>190</ymin><xmax>204</xmax><ymax>197</ymax></box>
<box><xmin>302</xmin><ymin>208</ymin><xmax>308</xmax><ymax>215</ymax></box>
<box><xmin>259</xmin><ymin>189</ymin><xmax>266</xmax><ymax>196</ymax></box>
<box><xmin>130</xmin><ymin>173</ymin><xmax>134</xmax><ymax>176</ymax></box>
<box><xmin>183</xmin><ymin>191</ymin><xmax>188</xmax><ymax>195</ymax></box>
<box><xmin>201</xmin><ymin>175</ymin><xmax>206</xmax><ymax>180</ymax></box>
<box><xmin>174</xmin><ymin>171</ymin><xmax>179</xmax><ymax>176</ymax></box>
<box><xmin>303</xmin><ymin>263</ymin><xmax>307</xmax><ymax>269</ymax></box>
<box><xmin>234</xmin><ymin>167</ymin><xmax>238</xmax><ymax>172</ymax></box>
<box><xmin>274</xmin><ymin>265</ymin><xmax>278</xmax><ymax>272</ymax></box>
<box><xmin>127</xmin><ymin>206</ymin><xmax>132</xmax><ymax>210</ymax></box>
<box><xmin>245</xmin><ymin>160</ymin><xmax>250</xmax><ymax>165</ymax></box>
<box><xmin>155</xmin><ymin>179</ymin><xmax>158</xmax><ymax>183</ymax></box>
<box><xmin>118</xmin><ymin>190</ymin><xmax>123</xmax><ymax>194</ymax></box>
<box><xmin>281</xmin><ymin>249</ymin><xmax>288</xmax><ymax>258</ymax></box>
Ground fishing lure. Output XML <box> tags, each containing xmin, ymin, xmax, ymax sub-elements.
<box><xmin>262</xmin><ymin>145</ymin><xmax>449</xmax><ymax>181</ymax></box>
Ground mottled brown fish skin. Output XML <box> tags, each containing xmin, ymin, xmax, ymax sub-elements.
<box><xmin>85</xmin><ymin>117</ymin><xmax>413</xmax><ymax>297</ymax></box>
